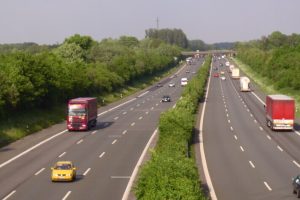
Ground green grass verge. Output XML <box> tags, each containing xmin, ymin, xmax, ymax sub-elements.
<box><xmin>0</xmin><ymin>63</ymin><xmax>181</xmax><ymax>148</ymax></box>
<box><xmin>231</xmin><ymin>57</ymin><xmax>300</xmax><ymax>117</ymax></box>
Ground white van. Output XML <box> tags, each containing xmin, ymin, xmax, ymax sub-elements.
<box><xmin>181</xmin><ymin>78</ymin><xmax>188</xmax><ymax>86</ymax></box>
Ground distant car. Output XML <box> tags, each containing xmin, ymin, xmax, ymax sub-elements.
<box><xmin>161</xmin><ymin>95</ymin><xmax>171</xmax><ymax>102</ymax></box>
<box><xmin>293</xmin><ymin>175</ymin><xmax>300</xmax><ymax>198</ymax></box>
<box><xmin>213</xmin><ymin>67</ymin><xmax>218</xmax><ymax>70</ymax></box>
<box><xmin>192</xmin><ymin>71</ymin><xmax>196</xmax><ymax>74</ymax></box>
<box><xmin>213</xmin><ymin>73</ymin><xmax>219</xmax><ymax>77</ymax></box>
<box><xmin>221</xmin><ymin>76</ymin><xmax>226</xmax><ymax>80</ymax></box>
<box><xmin>156</xmin><ymin>83</ymin><xmax>163</xmax><ymax>87</ymax></box>
<box><xmin>168</xmin><ymin>82</ymin><xmax>175</xmax><ymax>87</ymax></box>
<box><xmin>220</xmin><ymin>71</ymin><xmax>225</xmax><ymax>75</ymax></box>
<box><xmin>51</xmin><ymin>161</ymin><xmax>77</xmax><ymax>182</ymax></box>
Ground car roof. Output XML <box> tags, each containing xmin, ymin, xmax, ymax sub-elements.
<box><xmin>56</xmin><ymin>161</ymin><xmax>73</xmax><ymax>165</ymax></box>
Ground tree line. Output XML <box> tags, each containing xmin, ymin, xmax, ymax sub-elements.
<box><xmin>0</xmin><ymin>34</ymin><xmax>181</xmax><ymax>117</ymax></box>
<box><xmin>235</xmin><ymin>31</ymin><xmax>300</xmax><ymax>91</ymax></box>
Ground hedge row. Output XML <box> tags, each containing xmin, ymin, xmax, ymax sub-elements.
<box><xmin>135</xmin><ymin>56</ymin><xmax>211</xmax><ymax>200</ymax></box>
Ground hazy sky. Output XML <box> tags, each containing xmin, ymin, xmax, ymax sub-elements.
<box><xmin>0</xmin><ymin>0</ymin><xmax>299</xmax><ymax>44</ymax></box>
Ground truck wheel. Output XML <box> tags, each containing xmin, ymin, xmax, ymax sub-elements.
<box><xmin>267</xmin><ymin>120</ymin><xmax>271</xmax><ymax>127</ymax></box>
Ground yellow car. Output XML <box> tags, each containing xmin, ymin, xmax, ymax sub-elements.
<box><xmin>51</xmin><ymin>161</ymin><xmax>76</xmax><ymax>182</ymax></box>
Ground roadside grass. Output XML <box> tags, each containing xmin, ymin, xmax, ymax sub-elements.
<box><xmin>232</xmin><ymin>57</ymin><xmax>300</xmax><ymax>117</ymax></box>
<box><xmin>0</xmin><ymin>63</ymin><xmax>181</xmax><ymax>148</ymax></box>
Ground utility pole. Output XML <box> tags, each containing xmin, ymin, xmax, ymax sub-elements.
<box><xmin>156</xmin><ymin>17</ymin><xmax>159</xmax><ymax>30</ymax></box>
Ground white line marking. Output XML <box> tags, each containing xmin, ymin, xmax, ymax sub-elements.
<box><xmin>251</xmin><ymin>92</ymin><xmax>265</xmax><ymax>106</ymax></box>
<box><xmin>264</xmin><ymin>182</ymin><xmax>272</xmax><ymax>191</ymax></box>
<box><xmin>172</xmin><ymin>104</ymin><xmax>176</xmax><ymax>108</ymax></box>
<box><xmin>244</xmin><ymin>105</ymin><xmax>247</xmax><ymax>108</ymax></box>
<box><xmin>137</xmin><ymin>91</ymin><xmax>149</xmax><ymax>98</ymax></box>
<box><xmin>277</xmin><ymin>145</ymin><xmax>283</xmax><ymax>152</ymax></box>
<box><xmin>0</xmin><ymin>130</ymin><xmax>68</xmax><ymax>169</ymax></box>
<box><xmin>122</xmin><ymin>130</ymin><xmax>127</xmax><ymax>135</ymax></box>
<box><xmin>35</xmin><ymin>168</ymin><xmax>45</xmax><ymax>176</ymax></box>
<box><xmin>226</xmin><ymin>114</ymin><xmax>229</xmax><ymax>117</ymax></box>
<box><xmin>267</xmin><ymin>135</ymin><xmax>271</xmax><ymax>140</ymax></box>
<box><xmin>225</xmin><ymin>109</ymin><xmax>228</xmax><ymax>112</ymax></box>
<box><xmin>295</xmin><ymin>130</ymin><xmax>300</xmax><ymax>136</ymax></box>
<box><xmin>58</xmin><ymin>152</ymin><xmax>66</xmax><ymax>158</ymax></box>
<box><xmin>130</xmin><ymin>108</ymin><xmax>134</xmax><ymax>111</ymax></box>
<box><xmin>112</xmin><ymin>139</ymin><xmax>117</xmax><ymax>144</ymax></box>
<box><xmin>249</xmin><ymin>161</ymin><xmax>255</xmax><ymax>168</ymax></box>
<box><xmin>156</xmin><ymin>103</ymin><xmax>159</xmax><ymax>106</ymax></box>
<box><xmin>139</xmin><ymin>116</ymin><xmax>143</xmax><ymax>120</ymax></box>
<box><xmin>259</xmin><ymin>127</ymin><xmax>263</xmax><ymax>131</ymax></box>
<box><xmin>98</xmin><ymin>98</ymin><xmax>137</xmax><ymax>116</ymax></box>
<box><xmin>123</xmin><ymin>112</ymin><xmax>127</xmax><ymax>115</ymax></box>
<box><xmin>83</xmin><ymin>168</ymin><xmax>91</xmax><ymax>176</ymax></box>
<box><xmin>99</xmin><ymin>152</ymin><xmax>105</xmax><ymax>158</ymax></box>
<box><xmin>145</xmin><ymin>111</ymin><xmax>149</xmax><ymax>114</ymax></box>
<box><xmin>228</xmin><ymin>119</ymin><xmax>231</xmax><ymax>123</ymax></box>
<box><xmin>234</xmin><ymin>135</ymin><xmax>238</xmax><ymax>140</ymax></box>
<box><xmin>230</xmin><ymin>127</ymin><xmax>233</xmax><ymax>131</ymax></box>
<box><xmin>111</xmin><ymin>176</ymin><xmax>130</xmax><ymax>179</ymax></box>
<box><xmin>114</xmin><ymin>116</ymin><xmax>119</xmax><ymax>120</ymax></box>
<box><xmin>76</xmin><ymin>139</ymin><xmax>83</xmax><ymax>144</ymax></box>
<box><xmin>240</xmin><ymin>146</ymin><xmax>244</xmax><ymax>152</ymax></box>
<box><xmin>62</xmin><ymin>191</ymin><xmax>72</xmax><ymax>200</ymax></box>
<box><xmin>3</xmin><ymin>190</ymin><xmax>16</xmax><ymax>200</ymax></box>
<box><xmin>136</xmin><ymin>104</ymin><xmax>140</xmax><ymax>107</ymax></box>
<box><xmin>224</xmin><ymin>105</ymin><xmax>227</xmax><ymax>108</ymax></box>
<box><xmin>91</xmin><ymin>130</ymin><xmax>97</xmax><ymax>135</ymax></box>
<box><xmin>250</xmin><ymin>114</ymin><xmax>253</xmax><ymax>117</ymax></box>
<box><xmin>122</xmin><ymin>128</ymin><xmax>159</xmax><ymax>200</ymax></box>
<box><xmin>196</xmin><ymin>61</ymin><xmax>218</xmax><ymax>200</ymax></box>
<box><xmin>151</xmin><ymin>107</ymin><xmax>154</xmax><ymax>110</ymax></box>
<box><xmin>247</xmin><ymin>109</ymin><xmax>250</xmax><ymax>112</ymax></box>
<box><xmin>131</xmin><ymin>122</ymin><xmax>135</xmax><ymax>126</ymax></box>
<box><xmin>254</xmin><ymin>120</ymin><xmax>257</xmax><ymax>123</ymax></box>
<box><xmin>293</xmin><ymin>160</ymin><xmax>300</xmax><ymax>168</ymax></box>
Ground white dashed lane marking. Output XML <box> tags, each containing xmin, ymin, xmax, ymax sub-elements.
<box><xmin>62</xmin><ymin>191</ymin><xmax>72</xmax><ymax>200</ymax></box>
<box><xmin>277</xmin><ymin>145</ymin><xmax>283</xmax><ymax>152</ymax></box>
<box><xmin>267</xmin><ymin>135</ymin><xmax>271</xmax><ymax>140</ymax></box>
<box><xmin>114</xmin><ymin>116</ymin><xmax>119</xmax><ymax>120</ymax></box>
<box><xmin>112</xmin><ymin>139</ymin><xmax>117</xmax><ymax>144</ymax></box>
<box><xmin>131</xmin><ymin>122</ymin><xmax>135</xmax><ymax>126</ymax></box>
<box><xmin>58</xmin><ymin>152</ymin><xmax>66</xmax><ymax>158</ymax></box>
<box><xmin>91</xmin><ymin>130</ymin><xmax>97</xmax><ymax>135</ymax></box>
<box><xmin>34</xmin><ymin>168</ymin><xmax>45</xmax><ymax>176</ymax></box>
<box><xmin>234</xmin><ymin>135</ymin><xmax>238</xmax><ymax>140</ymax></box>
<box><xmin>122</xmin><ymin>130</ymin><xmax>127</xmax><ymax>135</ymax></box>
<box><xmin>293</xmin><ymin>160</ymin><xmax>300</xmax><ymax>168</ymax></box>
<box><xmin>139</xmin><ymin>116</ymin><xmax>143</xmax><ymax>120</ymax></box>
<box><xmin>249</xmin><ymin>161</ymin><xmax>255</xmax><ymax>168</ymax></box>
<box><xmin>264</xmin><ymin>182</ymin><xmax>272</xmax><ymax>191</ymax></box>
<box><xmin>99</xmin><ymin>152</ymin><xmax>105</xmax><ymax>158</ymax></box>
<box><xmin>240</xmin><ymin>146</ymin><xmax>244</xmax><ymax>152</ymax></box>
<box><xmin>3</xmin><ymin>190</ymin><xmax>16</xmax><ymax>200</ymax></box>
<box><xmin>83</xmin><ymin>168</ymin><xmax>91</xmax><ymax>176</ymax></box>
<box><xmin>76</xmin><ymin>139</ymin><xmax>83</xmax><ymax>144</ymax></box>
<box><xmin>123</xmin><ymin>112</ymin><xmax>127</xmax><ymax>115</ymax></box>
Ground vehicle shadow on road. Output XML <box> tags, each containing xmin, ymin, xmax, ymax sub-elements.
<box><xmin>95</xmin><ymin>121</ymin><xmax>114</xmax><ymax>130</ymax></box>
<box><xmin>294</xmin><ymin>122</ymin><xmax>300</xmax><ymax>131</ymax></box>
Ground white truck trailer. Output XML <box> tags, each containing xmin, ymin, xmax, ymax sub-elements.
<box><xmin>240</xmin><ymin>76</ymin><xmax>250</xmax><ymax>91</ymax></box>
<box><xmin>231</xmin><ymin>68</ymin><xmax>240</xmax><ymax>79</ymax></box>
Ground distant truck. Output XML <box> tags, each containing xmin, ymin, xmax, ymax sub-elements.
<box><xmin>231</xmin><ymin>68</ymin><xmax>240</xmax><ymax>79</ymax></box>
<box><xmin>67</xmin><ymin>97</ymin><xmax>97</xmax><ymax>131</ymax></box>
<box><xmin>181</xmin><ymin>77</ymin><xmax>188</xmax><ymax>86</ymax></box>
<box><xmin>229</xmin><ymin>65</ymin><xmax>235</xmax><ymax>73</ymax></box>
<box><xmin>266</xmin><ymin>95</ymin><xmax>295</xmax><ymax>130</ymax></box>
<box><xmin>240</xmin><ymin>76</ymin><xmax>251</xmax><ymax>91</ymax></box>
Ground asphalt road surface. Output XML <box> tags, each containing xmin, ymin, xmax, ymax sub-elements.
<box><xmin>0</xmin><ymin>58</ymin><xmax>204</xmax><ymax>200</ymax></box>
<box><xmin>202</xmin><ymin>57</ymin><xmax>300</xmax><ymax>200</ymax></box>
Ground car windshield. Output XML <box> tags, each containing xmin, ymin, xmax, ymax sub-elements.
<box><xmin>68</xmin><ymin>104</ymin><xmax>86</xmax><ymax>116</ymax></box>
<box><xmin>55</xmin><ymin>164</ymin><xmax>72</xmax><ymax>170</ymax></box>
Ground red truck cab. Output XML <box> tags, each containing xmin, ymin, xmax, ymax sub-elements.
<box><xmin>67</xmin><ymin>97</ymin><xmax>97</xmax><ymax>131</ymax></box>
<box><xmin>266</xmin><ymin>95</ymin><xmax>295</xmax><ymax>130</ymax></box>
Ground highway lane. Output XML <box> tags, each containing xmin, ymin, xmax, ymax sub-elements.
<box><xmin>203</xmin><ymin>58</ymin><xmax>300</xmax><ymax>200</ymax></box>
<box><xmin>0</xmin><ymin>58</ymin><xmax>204</xmax><ymax>200</ymax></box>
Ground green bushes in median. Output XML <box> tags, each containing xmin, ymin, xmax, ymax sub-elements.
<box><xmin>135</xmin><ymin>56</ymin><xmax>211</xmax><ymax>200</ymax></box>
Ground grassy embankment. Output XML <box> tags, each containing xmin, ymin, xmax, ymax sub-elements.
<box><xmin>0</xmin><ymin>63</ymin><xmax>182</xmax><ymax>148</ymax></box>
<box><xmin>231</xmin><ymin>57</ymin><xmax>300</xmax><ymax>117</ymax></box>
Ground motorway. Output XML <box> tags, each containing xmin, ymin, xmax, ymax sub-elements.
<box><xmin>0</xmin><ymin>58</ymin><xmax>203</xmax><ymax>200</ymax></box>
<box><xmin>202</xmin><ymin>57</ymin><xmax>300</xmax><ymax>200</ymax></box>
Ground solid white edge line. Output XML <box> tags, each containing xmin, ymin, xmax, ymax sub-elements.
<box><xmin>0</xmin><ymin>129</ymin><xmax>68</xmax><ymax>169</ymax></box>
<box><xmin>2</xmin><ymin>190</ymin><xmax>16</xmax><ymax>200</ymax></box>
<box><xmin>264</xmin><ymin>181</ymin><xmax>272</xmax><ymax>191</ymax></box>
<box><xmin>198</xmin><ymin>61</ymin><xmax>218</xmax><ymax>200</ymax></box>
<box><xmin>121</xmin><ymin>128</ymin><xmax>158</xmax><ymax>200</ymax></box>
<box><xmin>83</xmin><ymin>168</ymin><xmax>91</xmax><ymax>176</ymax></box>
<box><xmin>34</xmin><ymin>167</ymin><xmax>45</xmax><ymax>176</ymax></box>
<box><xmin>62</xmin><ymin>191</ymin><xmax>71</xmax><ymax>200</ymax></box>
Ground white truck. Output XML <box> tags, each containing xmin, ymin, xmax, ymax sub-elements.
<box><xmin>240</xmin><ymin>76</ymin><xmax>250</xmax><ymax>91</ymax></box>
<box><xmin>229</xmin><ymin>65</ymin><xmax>235</xmax><ymax>73</ymax></box>
<box><xmin>181</xmin><ymin>77</ymin><xmax>188</xmax><ymax>86</ymax></box>
<box><xmin>231</xmin><ymin>68</ymin><xmax>240</xmax><ymax>79</ymax></box>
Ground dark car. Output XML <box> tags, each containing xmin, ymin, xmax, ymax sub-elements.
<box><xmin>161</xmin><ymin>95</ymin><xmax>171</xmax><ymax>102</ymax></box>
<box><xmin>156</xmin><ymin>83</ymin><xmax>163</xmax><ymax>87</ymax></box>
<box><xmin>293</xmin><ymin>175</ymin><xmax>300</xmax><ymax>198</ymax></box>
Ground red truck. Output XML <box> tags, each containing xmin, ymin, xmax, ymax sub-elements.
<box><xmin>67</xmin><ymin>97</ymin><xmax>97</xmax><ymax>131</ymax></box>
<box><xmin>266</xmin><ymin>95</ymin><xmax>295</xmax><ymax>130</ymax></box>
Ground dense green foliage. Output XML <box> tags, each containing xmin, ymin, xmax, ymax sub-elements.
<box><xmin>145</xmin><ymin>28</ymin><xmax>188</xmax><ymax>48</ymax></box>
<box><xmin>188</xmin><ymin>40</ymin><xmax>235</xmax><ymax>51</ymax></box>
<box><xmin>236</xmin><ymin>31</ymin><xmax>300</xmax><ymax>91</ymax></box>
<box><xmin>135</xmin><ymin>56</ymin><xmax>211</xmax><ymax>200</ymax></box>
<box><xmin>0</xmin><ymin>35</ymin><xmax>181</xmax><ymax>117</ymax></box>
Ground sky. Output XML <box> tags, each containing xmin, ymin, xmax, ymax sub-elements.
<box><xmin>0</xmin><ymin>0</ymin><xmax>299</xmax><ymax>44</ymax></box>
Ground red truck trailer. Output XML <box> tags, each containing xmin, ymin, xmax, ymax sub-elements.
<box><xmin>67</xmin><ymin>97</ymin><xmax>97</xmax><ymax>131</ymax></box>
<box><xmin>266</xmin><ymin>95</ymin><xmax>295</xmax><ymax>130</ymax></box>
